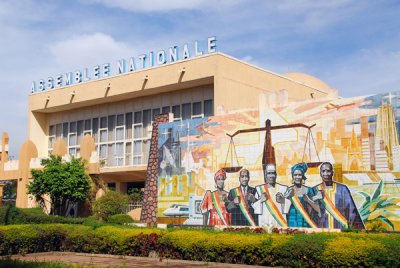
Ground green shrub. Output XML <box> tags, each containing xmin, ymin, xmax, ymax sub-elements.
<box><xmin>92</xmin><ymin>191</ymin><xmax>128</xmax><ymax>220</ymax></box>
<box><xmin>0</xmin><ymin>224</ymin><xmax>398</xmax><ymax>267</ymax></box>
<box><xmin>107</xmin><ymin>214</ymin><xmax>134</xmax><ymax>225</ymax></box>
<box><xmin>82</xmin><ymin>215</ymin><xmax>106</xmax><ymax>229</ymax></box>
<box><xmin>0</xmin><ymin>205</ymin><xmax>84</xmax><ymax>225</ymax></box>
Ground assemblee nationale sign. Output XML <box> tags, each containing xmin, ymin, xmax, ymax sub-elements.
<box><xmin>30</xmin><ymin>37</ymin><xmax>217</xmax><ymax>93</ymax></box>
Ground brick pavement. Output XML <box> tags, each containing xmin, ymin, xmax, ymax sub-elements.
<box><xmin>8</xmin><ymin>252</ymin><xmax>268</xmax><ymax>267</ymax></box>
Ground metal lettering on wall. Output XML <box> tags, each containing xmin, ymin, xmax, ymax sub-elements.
<box><xmin>30</xmin><ymin>37</ymin><xmax>217</xmax><ymax>93</ymax></box>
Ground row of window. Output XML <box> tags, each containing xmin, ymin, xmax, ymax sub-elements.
<box><xmin>48</xmin><ymin>100</ymin><xmax>213</xmax><ymax>167</ymax></box>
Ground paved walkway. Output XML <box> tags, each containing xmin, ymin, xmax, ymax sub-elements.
<box><xmin>8</xmin><ymin>252</ymin><xmax>267</xmax><ymax>267</ymax></box>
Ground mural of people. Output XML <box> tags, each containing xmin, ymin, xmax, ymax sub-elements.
<box><xmin>252</xmin><ymin>164</ymin><xmax>290</xmax><ymax>227</ymax></box>
<box><xmin>225</xmin><ymin>169</ymin><xmax>258</xmax><ymax>226</ymax></box>
<box><xmin>313</xmin><ymin>162</ymin><xmax>365</xmax><ymax>229</ymax></box>
<box><xmin>200</xmin><ymin>169</ymin><xmax>231</xmax><ymax>226</ymax></box>
<box><xmin>284</xmin><ymin>163</ymin><xmax>321</xmax><ymax>228</ymax></box>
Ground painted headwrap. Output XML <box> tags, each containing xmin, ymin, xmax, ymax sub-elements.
<box><xmin>214</xmin><ymin>169</ymin><xmax>227</xmax><ymax>181</ymax></box>
<box><xmin>291</xmin><ymin>162</ymin><xmax>308</xmax><ymax>178</ymax></box>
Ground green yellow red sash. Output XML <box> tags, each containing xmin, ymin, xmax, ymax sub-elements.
<box><xmin>290</xmin><ymin>192</ymin><xmax>317</xmax><ymax>228</ymax></box>
<box><xmin>317</xmin><ymin>184</ymin><xmax>348</xmax><ymax>228</ymax></box>
<box><xmin>233</xmin><ymin>188</ymin><xmax>256</xmax><ymax>226</ymax></box>
<box><xmin>211</xmin><ymin>191</ymin><xmax>227</xmax><ymax>225</ymax></box>
<box><xmin>258</xmin><ymin>185</ymin><xmax>288</xmax><ymax>227</ymax></box>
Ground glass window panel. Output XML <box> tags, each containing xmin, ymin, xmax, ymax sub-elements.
<box><xmin>63</xmin><ymin>123</ymin><xmax>68</xmax><ymax>138</ymax></box>
<box><xmin>125</xmin><ymin>142</ymin><xmax>132</xmax><ymax>166</ymax></box>
<box><xmin>134</xmin><ymin>125</ymin><xmax>143</xmax><ymax>139</ymax></box>
<box><xmin>69</xmin><ymin>133</ymin><xmax>76</xmax><ymax>146</ymax></box>
<box><xmin>193</xmin><ymin>102</ymin><xmax>202</xmax><ymax>116</ymax></box>
<box><xmin>100</xmin><ymin>117</ymin><xmax>107</xmax><ymax>128</ymax></box>
<box><xmin>56</xmin><ymin>124</ymin><xmax>62</xmax><ymax>139</ymax></box>
<box><xmin>134</xmin><ymin>111</ymin><xmax>142</xmax><ymax>124</ymax></box>
<box><xmin>162</xmin><ymin>106</ymin><xmax>170</xmax><ymax>114</ymax></box>
<box><xmin>143</xmin><ymin>140</ymin><xmax>150</xmax><ymax>161</ymax></box>
<box><xmin>134</xmin><ymin>141</ymin><xmax>142</xmax><ymax>155</ymax></box>
<box><xmin>77</xmin><ymin>120</ymin><xmax>84</xmax><ymax>144</ymax></box>
<box><xmin>69</xmin><ymin>122</ymin><xmax>76</xmax><ymax>132</ymax></box>
<box><xmin>182</xmin><ymin>103</ymin><xmax>191</xmax><ymax>120</ymax></box>
<box><xmin>125</xmin><ymin>112</ymin><xmax>132</xmax><ymax>139</ymax></box>
<box><xmin>133</xmin><ymin>156</ymin><xmax>141</xmax><ymax>165</ymax></box>
<box><xmin>204</xmin><ymin>99</ymin><xmax>213</xmax><ymax>117</ymax></box>
<box><xmin>100</xmin><ymin>144</ymin><xmax>107</xmax><ymax>160</ymax></box>
<box><xmin>117</xmin><ymin>114</ymin><xmax>124</xmax><ymax>126</ymax></box>
<box><xmin>92</xmin><ymin>118</ymin><xmax>99</xmax><ymax>142</ymax></box>
<box><xmin>108</xmin><ymin>115</ymin><xmax>115</xmax><ymax>142</ymax></box>
<box><xmin>152</xmin><ymin>108</ymin><xmax>160</xmax><ymax>120</ymax></box>
<box><xmin>108</xmin><ymin>144</ymin><xmax>114</xmax><ymax>166</ymax></box>
<box><xmin>69</xmin><ymin>148</ymin><xmax>76</xmax><ymax>156</ymax></box>
<box><xmin>84</xmin><ymin>119</ymin><xmax>91</xmax><ymax>130</ymax></box>
<box><xmin>116</xmin><ymin>127</ymin><xmax>124</xmax><ymax>141</ymax></box>
<box><xmin>48</xmin><ymin>137</ymin><xmax>55</xmax><ymax>149</ymax></box>
<box><xmin>49</xmin><ymin>125</ymin><xmax>55</xmax><ymax>136</ymax></box>
<box><xmin>100</xmin><ymin>129</ymin><xmax>108</xmax><ymax>143</ymax></box>
<box><xmin>116</xmin><ymin>142</ymin><xmax>124</xmax><ymax>156</ymax></box>
<box><xmin>143</xmin><ymin>109</ymin><xmax>151</xmax><ymax>127</ymax></box>
<box><xmin>172</xmin><ymin>105</ymin><xmax>181</xmax><ymax>119</ymax></box>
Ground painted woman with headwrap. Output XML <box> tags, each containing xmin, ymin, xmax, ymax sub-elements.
<box><xmin>200</xmin><ymin>169</ymin><xmax>231</xmax><ymax>226</ymax></box>
<box><xmin>284</xmin><ymin>162</ymin><xmax>321</xmax><ymax>228</ymax></box>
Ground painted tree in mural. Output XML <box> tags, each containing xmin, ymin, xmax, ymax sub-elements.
<box><xmin>358</xmin><ymin>180</ymin><xmax>400</xmax><ymax>230</ymax></box>
<box><xmin>28</xmin><ymin>155</ymin><xmax>91</xmax><ymax>216</ymax></box>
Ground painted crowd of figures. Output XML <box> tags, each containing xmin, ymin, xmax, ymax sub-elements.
<box><xmin>201</xmin><ymin>162</ymin><xmax>365</xmax><ymax>229</ymax></box>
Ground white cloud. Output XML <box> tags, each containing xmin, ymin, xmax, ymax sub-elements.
<box><xmin>48</xmin><ymin>33</ymin><xmax>136</xmax><ymax>72</ymax></box>
<box><xmin>321</xmin><ymin>49</ymin><xmax>400</xmax><ymax>97</ymax></box>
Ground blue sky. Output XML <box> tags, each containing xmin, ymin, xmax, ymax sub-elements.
<box><xmin>1</xmin><ymin>0</ymin><xmax>400</xmax><ymax>157</ymax></box>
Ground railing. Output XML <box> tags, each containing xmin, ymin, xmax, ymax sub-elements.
<box><xmin>125</xmin><ymin>202</ymin><xmax>142</xmax><ymax>213</ymax></box>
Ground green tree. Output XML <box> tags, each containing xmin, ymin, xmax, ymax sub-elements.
<box><xmin>27</xmin><ymin>155</ymin><xmax>91</xmax><ymax>216</ymax></box>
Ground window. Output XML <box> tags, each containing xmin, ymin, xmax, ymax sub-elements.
<box><xmin>192</xmin><ymin>102</ymin><xmax>202</xmax><ymax>118</ymax></box>
<box><xmin>83</xmin><ymin>119</ymin><xmax>92</xmax><ymax>137</ymax></box>
<box><xmin>55</xmin><ymin>124</ymin><xmax>62</xmax><ymax>139</ymax></box>
<box><xmin>125</xmin><ymin>112</ymin><xmax>132</xmax><ymax>139</ymax></box>
<box><xmin>115</xmin><ymin>142</ymin><xmax>124</xmax><ymax>166</ymax></box>
<box><xmin>172</xmin><ymin>105</ymin><xmax>181</xmax><ymax>121</ymax></box>
<box><xmin>108</xmin><ymin>115</ymin><xmax>115</xmax><ymax>142</ymax></box>
<box><xmin>77</xmin><ymin>120</ymin><xmax>84</xmax><ymax>144</ymax></box>
<box><xmin>107</xmin><ymin>183</ymin><xmax>116</xmax><ymax>191</ymax></box>
<box><xmin>48</xmin><ymin>125</ymin><xmax>55</xmax><ymax>152</ymax></box>
<box><xmin>204</xmin><ymin>99</ymin><xmax>213</xmax><ymax>117</ymax></box>
<box><xmin>143</xmin><ymin>109</ymin><xmax>151</xmax><ymax>137</ymax></box>
<box><xmin>162</xmin><ymin>106</ymin><xmax>170</xmax><ymax>114</ymax></box>
<box><xmin>92</xmin><ymin>118</ymin><xmax>99</xmax><ymax>142</ymax></box>
<box><xmin>68</xmin><ymin>122</ymin><xmax>78</xmax><ymax>156</ymax></box>
<box><xmin>182</xmin><ymin>103</ymin><xmax>191</xmax><ymax>120</ymax></box>
<box><xmin>133</xmin><ymin>111</ymin><xmax>143</xmax><ymax>139</ymax></box>
<box><xmin>152</xmin><ymin>108</ymin><xmax>160</xmax><ymax>120</ymax></box>
<box><xmin>125</xmin><ymin>142</ymin><xmax>132</xmax><ymax>166</ymax></box>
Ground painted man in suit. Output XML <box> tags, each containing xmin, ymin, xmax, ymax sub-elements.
<box><xmin>226</xmin><ymin>169</ymin><xmax>258</xmax><ymax>226</ymax></box>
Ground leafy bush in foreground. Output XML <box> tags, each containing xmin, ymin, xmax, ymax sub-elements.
<box><xmin>0</xmin><ymin>224</ymin><xmax>398</xmax><ymax>267</ymax></box>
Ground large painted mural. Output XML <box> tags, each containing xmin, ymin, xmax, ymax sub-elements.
<box><xmin>157</xmin><ymin>91</ymin><xmax>400</xmax><ymax>230</ymax></box>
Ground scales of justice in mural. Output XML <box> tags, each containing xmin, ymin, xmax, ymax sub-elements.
<box><xmin>157</xmin><ymin>92</ymin><xmax>400</xmax><ymax>230</ymax></box>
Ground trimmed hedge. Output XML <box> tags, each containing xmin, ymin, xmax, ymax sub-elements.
<box><xmin>107</xmin><ymin>214</ymin><xmax>134</xmax><ymax>225</ymax></box>
<box><xmin>0</xmin><ymin>206</ymin><xmax>84</xmax><ymax>225</ymax></box>
<box><xmin>0</xmin><ymin>224</ymin><xmax>398</xmax><ymax>267</ymax></box>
